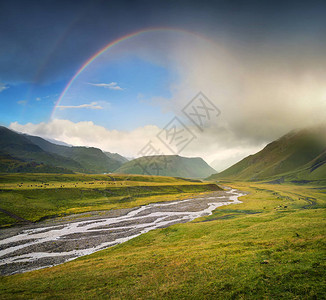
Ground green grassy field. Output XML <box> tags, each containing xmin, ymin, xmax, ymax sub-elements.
<box><xmin>0</xmin><ymin>179</ymin><xmax>325</xmax><ymax>299</ymax></box>
<box><xmin>0</xmin><ymin>173</ymin><xmax>220</xmax><ymax>227</ymax></box>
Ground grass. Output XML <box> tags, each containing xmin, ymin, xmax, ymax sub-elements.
<box><xmin>208</xmin><ymin>126</ymin><xmax>326</xmax><ymax>183</ymax></box>
<box><xmin>0</xmin><ymin>179</ymin><xmax>325</xmax><ymax>299</ymax></box>
<box><xmin>0</xmin><ymin>173</ymin><xmax>220</xmax><ymax>227</ymax></box>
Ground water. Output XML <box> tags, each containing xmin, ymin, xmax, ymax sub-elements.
<box><xmin>0</xmin><ymin>188</ymin><xmax>244</xmax><ymax>275</ymax></box>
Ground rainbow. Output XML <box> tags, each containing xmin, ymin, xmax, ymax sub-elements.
<box><xmin>51</xmin><ymin>27</ymin><xmax>211</xmax><ymax>119</ymax></box>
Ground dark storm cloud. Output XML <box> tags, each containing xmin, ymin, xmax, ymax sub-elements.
<box><xmin>0</xmin><ymin>0</ymin><xmax>326</xmax><ymax>83</ymax></box>
<box><xmin>0</xmin><ymin>0</ymin><xmax>150</xmax><ymax>83</ymax></box>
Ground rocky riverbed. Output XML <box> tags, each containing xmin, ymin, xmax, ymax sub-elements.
<box><xmin>0</xmin><ymin>188</ymin><xmax>245</xmax><ymax>276</ymax></box>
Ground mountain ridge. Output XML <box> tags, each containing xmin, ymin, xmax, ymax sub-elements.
<box><xmin>208</xmin><ymin>125</ymin><xmax>326</xmax><ymax>183</ymax></box>
<box><xmin>116</xmin><ymin>155</ymin><xmax>216</xmax><ymax>178</ymax></box>
<box><xmin>0</xmin><ymin>126</ymin><xmax>124</xmax><ymax>174</ymax></box>
<box><xmin>25</xmin><ymin>134</ymin><xmax>122</xmax><ymax>173</ymax></box>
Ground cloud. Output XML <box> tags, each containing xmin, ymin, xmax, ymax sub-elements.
<box><xmin>17</xmin><ymin>100</ymin><xmax>27</xmax><ymax>105</ymax></box>
<box><xmin>0</xmin><ymin>83</ymin><xmax>9</xmax><ymax>93</ymax></box>
<box><xmin>57</xmin><ymin>102</ymin><xmax>103</xmax><ymax>110</ymax></box>
<box><xmin>87</xmin><ymin>82</ymin><xmax>123</xmax><ymax>90</ymax></box>
<box><xmin>9</xmin><ymin>119</ymin><xmax>161</xmax><ymax>158</ymax></box>
<box><xmin>1</xmin><ymin>0</ymin><xmax>326</xmax><ymax>84</ymax></box>
<box><xmin>35</xmin><ymin>94</ymin><xmax>59</xmax><ymax>102</ymax></box>
<box><xmin>142</xmin><ymin>33</ymin><xmax>326</xmax><ymax>146</ymax></box>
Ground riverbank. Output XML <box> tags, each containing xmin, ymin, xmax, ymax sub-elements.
<box><xmin>0</xmin><ymin>189</ymin><xmax>244</xmax><ymax>276</ymax></box>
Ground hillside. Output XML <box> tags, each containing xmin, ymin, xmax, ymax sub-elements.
<box><xmin>208</xmin><ymin>125</ymin><xmax>326</xmax><ymax>183</ymax></box>
<box><xmin>0</xmin><ymin>126</ymin><xmax>84</xmax><ymax>172</ymax></box>
<box><xmin>0</xmin><ymin>152</ymin><xmax>73</xmax><ymax>173</ymax></box>
<box><xmin>104</xmin><ymin>151</ymin><xmax>129</xmax><ymax>164</ymax></box>
<box><xmin>25</xmin><ymin>135</ymin><xmax>122</xmax><ymax>173</ymax></box>
<box><xmin>116</xmin><ymin>155</ymin><xmax>216</xmax><ymax>178</ymax></box>
<box><xmin>0</xmin><ymin>126</ymin><xmax>123</xmax><ymax>174</ymax></box>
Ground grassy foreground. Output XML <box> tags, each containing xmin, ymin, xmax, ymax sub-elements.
<box><xmin>0</xmin><ymin>180</ymin><xmax>325</xmax><ymax>299</ymax></box>
<box><xmin>0</xmin><ymin>173</ymin><xmax>220</xmax><ymax>227</ymax></box>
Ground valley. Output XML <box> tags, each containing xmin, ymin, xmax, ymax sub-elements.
<box><xmin>0</xmin><ymin>126</ymin><xmax>325</xmax><ymax>299</ymax></box>
<box><xmin>2</xmin><ymin>2</ymin><xmax>326</xmax><ymax>298</ymax></box>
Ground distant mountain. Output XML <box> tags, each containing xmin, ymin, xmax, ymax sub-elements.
<box><xmin>104</xmin><ymin>152</ymin><xmax>128</xmax><ymax>164</ymax></box>
<box><xmin>208</xmin><ymin>125</ymin><xmax>326</xmax><ymax>183</ymax></box>
<box><xmin>25</xmin><ymin>134</ymin><xmax>122</xmax><ymax>173</ymax></box>
<box><xmin>115</xmin><ymin>155</ymin><xmax>216</xmax><ymax>178</ymax></box>
<box><xmin>0</xmin><ymin>126</ymin><xmax>123</xmax><ymax>174</ymax></box>
<box><xmin>44</xmin><ymin>138</ymin><xmax>72</xmax><ymax>147</ymax></box>
<box><xmin>0</xmin><ymin>126</ymin><xmax>84</xmax><ymax>172</ymax></box>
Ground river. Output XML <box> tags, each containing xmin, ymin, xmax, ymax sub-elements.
<box><xmin>0</xmin><ymin>188</ymin><xmax>244</xmax><ymax>276</ymax></box>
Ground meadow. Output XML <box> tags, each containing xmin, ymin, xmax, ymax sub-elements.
<box><xmin>0</xmin><ymin>173</ymin><xmax>219</xmax><ymax>227</ymax></box>
<box><xmin>0</xmin><ymin>178</ymin><xmax>325</xmax><ymax>299</ymax></box>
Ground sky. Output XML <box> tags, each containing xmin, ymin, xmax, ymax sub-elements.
<box><xmin>1</xmin><ymin>0</ymin><xmax>326</xmax><ymax>171</ymax></box>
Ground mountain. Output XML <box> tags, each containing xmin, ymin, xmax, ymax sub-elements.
<box><xmin>104</xmin><ymin>152</ymin><xmax>129</xmax><ymax>164</ymax></box>
<box><xmin>0</xmin><ymin>151</ymin><xmax>73</xmax><ymax>173</ymax></box>
<box><xmin>208</xmin><ymin>125</ymin><xmax>326</xmax><ymax>183</ymax></box>
<box><xmin>115</xmin><ymin>155</ymin><xmax>216</xmax><ymax>178</ymax></box>
<box><xmin>25</xmin><ymin>134</ymin><xmax>122</xmax><ymax>173</ymax></box>
<box><xmin>0</xmin><ymin>126</ymin><xmax>123</xmax><ymax>173</ymax></box>
<box><xmin>0</xmin><ymin>126</ymin><xmax>84</xmax><ymax>172</ymax></box>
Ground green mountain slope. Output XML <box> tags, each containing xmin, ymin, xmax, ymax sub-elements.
<box><xmin>277</xmin><ymin>149</ymin><xmax>326</xmax><ymax>183</ymax></box>
<box><xmin>208</xmin><ymin>125</ymin><xmax>326</xmax><ymax>182</ymax></box>
<box><xmin>0</xmin><ymin>126</ymin><xmax>124</xmax><ymax>174</ymax></box>
<box><xmin>25</xmin><ymin>134</ymin><xmax>122</xmax><ymax>173</ymax></box>
<box><xmin>104</xmin><ymin>152</ymin><xmax>128</xmax><ymax>164</ymax></box>
<box><xmin>0</xmin><ymin>126</ymin><xmax>83</xmax><ymax>172</ymax></box>
<box><xmin>0</xmin><ymin>152</ymin><xmax>73</xmax><ymax>173</ymax></box>
<box><xmin>116</xmin><ymin>155</ymin><xmax>216</xmax><ymax>178</ymax></box>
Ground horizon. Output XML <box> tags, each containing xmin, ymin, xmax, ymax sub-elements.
<box><xmin>4</xmin><ymin>122</ymin><xmax>326</xmax><ymax>174</ymax></box>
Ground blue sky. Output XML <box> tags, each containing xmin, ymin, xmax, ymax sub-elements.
<box><xmin>1</xmin><ymin>50</ymin><xmax>178</xmax><ymax>131</ymax></box>
<box><xmin>54</xmin><ymin>55</ymin><xmax>177</xmax><ymax>130</ymax></box>
<box><xmin>0</xmin><ymin>81</ymin><xmax>64</xmax><ymax>126</ymax></box>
